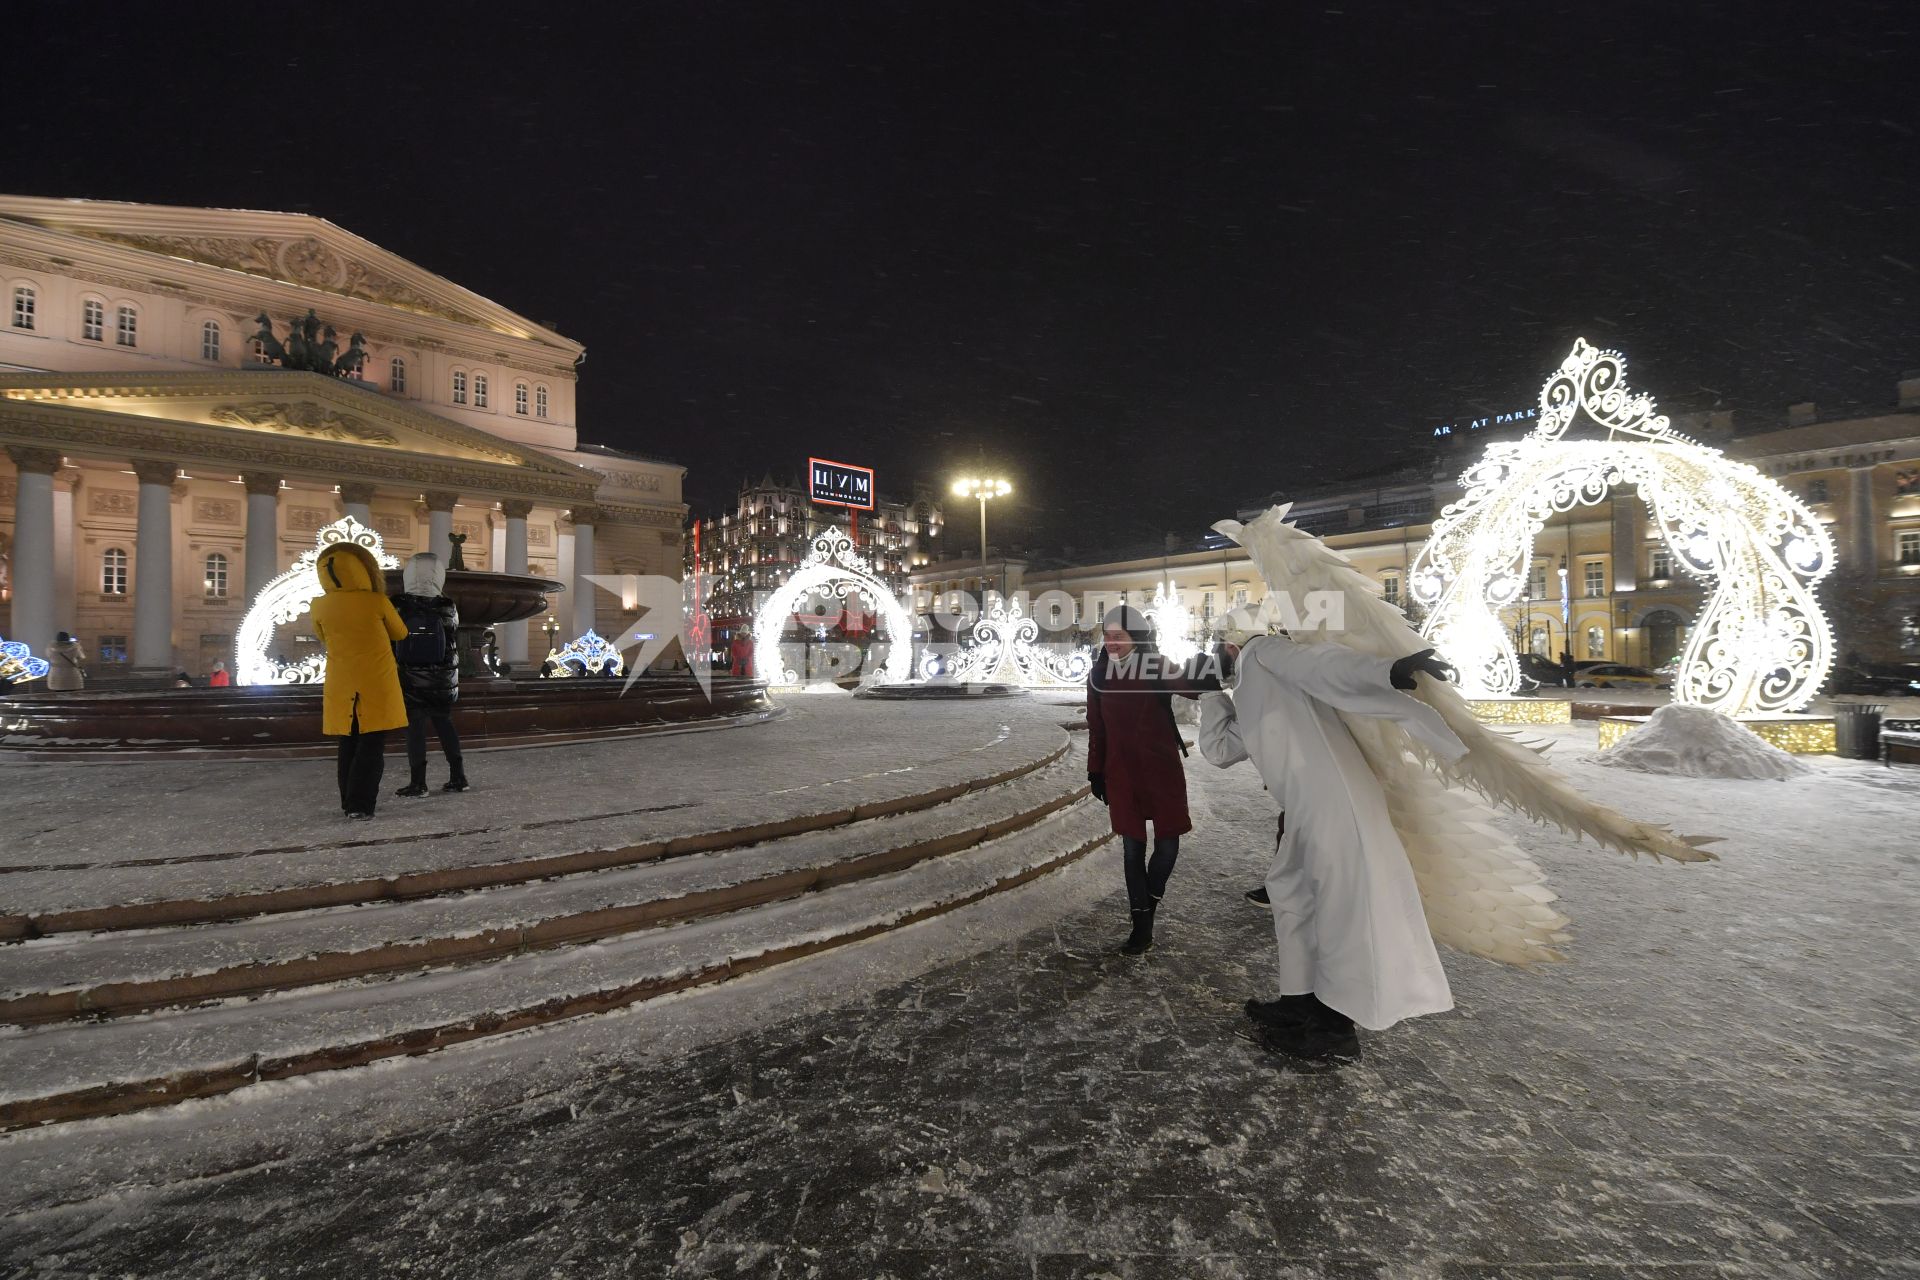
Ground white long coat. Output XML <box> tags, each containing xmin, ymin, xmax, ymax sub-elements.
<box><xmin>1198</xmin><ymin>635</ymin><xmax>1469</xmax><ymax>1031</ymax></box>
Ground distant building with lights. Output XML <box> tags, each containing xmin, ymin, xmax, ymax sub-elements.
<box><xmin>0</xmin><ymin>196</ymin><xmax>687</xmax><ymax>678</ymax></box>
<box><xmin>692</xmin><ymin>472</ymin><xmax>945</xmax><ymax>630</ymax></box>
<box><xmin>913</xmin><ymin>372</ymin><xmax>1920</xmax><ymax>666</ymax></box>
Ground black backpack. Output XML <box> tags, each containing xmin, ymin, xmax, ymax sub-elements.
<box><xmin>396</xmin><ymin>598</ymin><xmax>449</xmax><ymax>666</ymax></box>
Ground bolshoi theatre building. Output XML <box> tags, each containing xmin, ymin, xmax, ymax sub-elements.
<box><xmin>0</xmin><ymin>195</ymin><xmax>686</xmax><ymax>678</ymax></box>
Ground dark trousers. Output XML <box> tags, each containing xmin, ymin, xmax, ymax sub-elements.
<box><xmin>336</xmin><ymin>719</ymin><xmax>387</xmax><ymax>815</ymax></box>
<box><xmin>1122</xmin><ymin>833</ymin><xmax>1181</xmax><ymax>913</ymax></box>
<box><xmin>404</xmin><ymin>705</ymin><xmax>465</xmax><ymax>786</ymax></box>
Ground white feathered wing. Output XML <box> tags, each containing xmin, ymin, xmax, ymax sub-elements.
<box><xmin>1216</xmin><ymin>506</ymin><xmax>1716</xmax><ymax>968</ymax></box>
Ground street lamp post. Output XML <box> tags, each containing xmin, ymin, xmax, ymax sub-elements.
<box><xmin>951</xmin><ymin>475</ymin><xmax>1011</xmax><ymax>617</ymax></box>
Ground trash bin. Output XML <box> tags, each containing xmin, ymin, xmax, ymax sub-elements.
<box><xmin>1832</xmin><ymin>702</ymin><xmax>1886</xmax><ymax>760</ymax></box>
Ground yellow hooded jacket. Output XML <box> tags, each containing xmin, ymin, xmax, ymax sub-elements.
<box><xmin>310</xmin><ymin>542</ymin><xmax>408</xmax><ymax>735</ymax></box>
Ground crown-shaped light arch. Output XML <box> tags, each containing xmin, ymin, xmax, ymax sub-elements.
<box><xmin>236</xmin><ymin>516</ymin><xmax>401</xmax><ymax>686</ymax></box>
<box><xmin>1410</xmin><ymin>339</ymin><xmax>1835</xmax><ymax>716</ymax></box>
<box><xmin>754</xmin><ymin>527</ymin><xmax>915</xmax><ymax>687</ymax></box>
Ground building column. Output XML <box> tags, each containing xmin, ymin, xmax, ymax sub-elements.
<box><xmin>241</xmin><ymin>472</ymin><xmax>283</xmax><ymax>603</ymax></box>
<box><xmin>5</xmin><ymin>445</ymin><xmax>60</xmax><ymax>656</ymax></box>
<box><xmin>52</xmin><ymin>467</ymin><xmax>78</xmax><ymax>633</ymax></box>
<box><xmin>423</xmin><ymin>490</ymin><xmax>459</xmax><ymax>564</ymax></box>
<box><xmin>500</xmin><ymin>499</ymin><xmax>533</xmax><ymax>663</ymax></box>
<box><xmin>570</xmin><ymin>506</ymin><xmax>601</xmax><ymax>639</ymax></box>
<box><xmin>130</xmin><ymin>458</ymin><xmax>178</xmax><ymax>672</ymax></box>
<box><xmin>339</xmin><ymin>481</ymin><xmax>376</xmax><ymax>527</ymax></box>
<box><xmin>1850</xmin><ymin>466</ymin><xmax>1877</xmax><ymax>572</ymax></box>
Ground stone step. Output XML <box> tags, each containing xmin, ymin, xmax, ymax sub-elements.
<box><xmin>0</xmin><ymin>754</ymin><xmax>1090</xmax><ymax>1025</ymax></box>
<box><xmin>0</xmin><ymin>726</ymin><xmax>1069</xmax><ymax>940</ymax></box>
<box><xmin>0</xmin><ymin>801</ymin><xmax>1113</xmax><ymax>1131</ymax></box>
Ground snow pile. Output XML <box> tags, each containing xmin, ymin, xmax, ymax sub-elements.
<box><xmin>1598</xmin><ymin>704</ymin><xmax>1811</xmax><ymax>780</ymax></box>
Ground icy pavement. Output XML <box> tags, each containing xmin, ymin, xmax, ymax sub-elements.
<box><xmin>2</xmin><ymin>714</ymin><xmax>1917</xmax><ymax>1278</ymax></box>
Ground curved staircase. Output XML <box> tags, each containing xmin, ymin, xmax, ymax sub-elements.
<box><xmin>0</xmin><ymin>726</ymin><xmax>1106</xmax><ymax>1131</ymax></box>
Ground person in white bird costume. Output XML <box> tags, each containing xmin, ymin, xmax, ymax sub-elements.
<box><xmin>1199</xmin><ymin>505</ymin><xmax>1716</xmax><ymax>1061</ymax></box>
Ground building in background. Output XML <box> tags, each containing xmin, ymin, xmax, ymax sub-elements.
<box><xmin>912</xmin><ymin>374</ymin><xmax>1920</xmax><ymax>667</ymax></box>
<box><xmin>0</xmin><ymin>197</ymin><xmax>687</xmax><ymax>678</ymax></box>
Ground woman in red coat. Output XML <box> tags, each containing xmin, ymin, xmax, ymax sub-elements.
<box><xmin>1087</xmin><ymin>605</ymin><xmax>1217</xmax><ymax>955</ymax></box>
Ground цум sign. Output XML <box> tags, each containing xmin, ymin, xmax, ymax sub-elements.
<box><xmin>809</xmin><ymin>457</ymin><xmax>875</xmax><ymax>510</ymax></box>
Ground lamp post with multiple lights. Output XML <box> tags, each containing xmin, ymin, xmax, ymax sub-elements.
<box><xmin>951</xmin><ymin>475</ymin><xmax>1012</xmax><ymax>616</ymax></box>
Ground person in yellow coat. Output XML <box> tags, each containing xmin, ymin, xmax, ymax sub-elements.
<box><xmin>311</xmin><ymin>542</ymin><xmax>408</xmax><ymax>818</ymax></box>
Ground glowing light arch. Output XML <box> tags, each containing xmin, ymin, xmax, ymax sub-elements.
<box><xmin>919</xmin><ymin>599</ymin><xmax>1092</xmax><ymax>686</ymax></box>
<box><xmin>1411</xmin><ymin>339</ymin><xmax>1834</xmax><ymax>716</ymax></box>
<box><xmin>237</xmin><ymin>516</ymin><xmax>400</xmax><ymax>686</ymax></box>
<box><xmin>545</xmin><ymin>629</ymin><xmax>624</xmax><ymax>677</ymax></box>
<box><xmin>754</xmin><ymin>527</ymin><xmax>914</xmax><ymax>687</ymax></box>
<box><xmin>1145</xmin><ymin>580</ymin><xmax>1200</xmax><ymax>665</ymax></box>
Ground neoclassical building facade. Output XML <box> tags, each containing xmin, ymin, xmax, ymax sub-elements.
<box><xmin>0</xmin><ymin>196</ymin><xmax>685</xmax><ymax>676</ymax></box>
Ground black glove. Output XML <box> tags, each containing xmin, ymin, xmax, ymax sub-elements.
<box><xmin>1088</xmin><ymin>773</ymin><xmax>1107</xmax><ymax>803</ymax></box>
<box><xmin>1390</xmin><ymin>647</ymin><xmax>1455</xmax><ymax>690</ymax></box>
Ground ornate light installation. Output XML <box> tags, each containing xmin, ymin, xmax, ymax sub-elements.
<box><xmin>920</xmin><ymin>599</ymin><xmax>1092</xmax><ymax>686</ymax></box>
<box><xmin>753</xmin><ymin>527</ymin><xmax>914</xmax><ymax>687</ymax></box>
<box><xmin>1411</xmin><ymin>339</ymin><xmax>1835</xmax><ymax>716</ymax></box>
<box><xmin>1</xmin><ymin>635</ymin><xmax>50</xmax><ymax>685</ymax></box>
<box><xmin>236</xmin><ymin>516</ymin><xmax>400</xmax><ymax>685</ymax></box>
<box><xmin>1145</xmin><ymin>580</ymin><xmax>1200</xmax><ymax>665</ymax></box>
<box><xmin>544</xmin><ymin>629</ymin><xmax>625</xmax><ymax>677</ymax></box>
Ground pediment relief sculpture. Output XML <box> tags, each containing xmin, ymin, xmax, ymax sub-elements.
<box><xmin>209</xmin><ymin>401</ymin><xmax>401</xmax><ymax>446</ymax></box>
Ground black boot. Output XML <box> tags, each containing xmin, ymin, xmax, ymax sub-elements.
<box><xmin>1120</xmin><ymin>907</ymin><xmax>1155</xmax><ymax>956</ymax></box>
<box><xmin>395</xmin><ymin>782</ymin><xmax>429</xmax><ymax>798</ymax></box>
<box><xmin>1245</xmin><ymin>993</ymin><xmax>1319</xmax><ymax>1029</ymax></box>
<box><xmin>1245</xmin><ymin>884</ymin><xmax>1271</xmax><ymax>906</ymax></box>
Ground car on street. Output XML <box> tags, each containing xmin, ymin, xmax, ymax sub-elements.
<box><xmin>1574</xmin><ymin>662</ymin><xmax>1671</xmax><ymax>689</ymax></box>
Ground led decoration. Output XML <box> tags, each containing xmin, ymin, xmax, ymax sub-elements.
<box><xmin>919</xmin><ymin>599</ymin><xmax>1092</xmax><ymax>686</ymax></box>
<box><xmin>1145</xmin><ymin>581</ymin><xmax>1200</xmax><ymax>665</ymax></box>
<box><xmin>1597</xmin><ymin>713</ymin><xmax>1835</xmax><ymax>755</ymax></box>
<box><xmin>1412</xmin><ymin>339</ymin><xmax>1835</xmax><ymax>716</ymax></box>
<box><xmin>754</xmin><ymin>527</ymin><xmax>914</xmax><ymax>687</ymax></box>
<box><xmin>236</xmin><ymin>516</ymin><xmax>400</xmax><ymax>685</ymax></box>
<box><xmin>1465</xmin><ymin>697</ymin><xmax>1574</xmax><ymax>726</ymax></box>
<box><xmin>544</xmin><ymin>629</ymin><xmax>625</xmax><ymax>677</ymax></box>
<box><xmin>1</xmin><ymin>634</ymin><xmax>51</xmax><ymax>685</ymax></box>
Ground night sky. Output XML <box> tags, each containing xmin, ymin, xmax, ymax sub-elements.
<box><xmin>6</xmin><ymin>4</ymin><xmax>1916</xmax><ymax>553</ymax></box>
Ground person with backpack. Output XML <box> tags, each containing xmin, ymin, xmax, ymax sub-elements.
<box><xmin>1086</xmin><ymin>604</ymin><xmax>1219</xmax><ymax>955</ymax></box>
<box><xmin>390</xmin><ymin>552</ymin><xmax>469</xmax><ymax>796</ymax></box>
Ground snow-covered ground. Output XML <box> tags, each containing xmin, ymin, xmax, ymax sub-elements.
<box><xmin>1</xmin><ymin>702</ymin><xmax>1916</xmax><ymax>1276</ymax></box>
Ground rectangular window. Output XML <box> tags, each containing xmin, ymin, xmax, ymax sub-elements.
<box><xmin>82</xmin><ymin>300</ymin><xmax>104</xmax><ymax>341</ymax></box>
<box><xmin>391</xmin><ymin>358</ymin><xmax>407</xmax><ymax>393</ymax></box>
<box><xmin>451</xmin><ymin>371</ymin><xmax>467</xmax><ymax>405</ymax></box>
<box><xmin>200</xmin><ymin>321</ymin><xmax>221</xmax><ymax>362</ymax></box>
<box><xmin>101</xmin><ymin>548</ymin><xmax>129</xmax><ymax>595</ymax></box>
<box><xmin>1900</xmin><ymin>529</ymin><xmax>1920</xmax><ymax>566</ymax></box>
<box><xmin>1233</xmin><ymin>587</ymin><xmax>1249</xmax><ymax>607</ymax></box>
<box><xmin>11</xmin><ymin>286</ymin><xmax>34</xmax><ymax>330</ymax></box>
<box><xmin>536</xmin><ymin>385</ymin><xmax>549</xmax><ymax>419</ymax></box>
<box><xmin>1530</xmin><ymin>565</ymin><xmax>1548</xmax><ymax>599</ymax></box>
<box><xmin>98</xmin><ymin>636</ymin><xmax>128</xmax><ymax>664</ymax></box>
<box><xmin>1584</xmin><ymin>561</ymin><xmax>1605</xmax><ymax>598</ymax></box>
<box><xmin>116</xmin><ymin>306</ymin><xmax>137</xmax><ymax>347</ymax></box>
<box><xmin>515</xmin><ymin>383</ymin><xmax>529</xmax><ymax>415</ymax></box>
<box><xmin>1201</xmin><ymin>591</ymin><xmax>1214</xmax><ymax>618</ymax></box>
<box><xmin>1382</xmin><ymin>575</ymin><xmax>1401</xmax><ymax>607</ymax></box>
<box><xmin>1650</xmin><ymin>549</ymin><xmax>1673</xmax><ymax>580</ymax></box>
<box><xmin>473</xmin><ymin>375</ymin><xmax>489</xmax><ymax>409</ymax></box>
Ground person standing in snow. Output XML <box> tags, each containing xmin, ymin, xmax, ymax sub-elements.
<box><xmin>46</xmin><ymin>631</ymin><xmax>86</xmax><ymax>691</ymax></box>
<box><xmin>1087</xmin><ymin>604</ymin><xmax>1217</xmax><ymax>956</ymax></box>
<box><xmin>390</xmin><ymin>552</ymin><xmax>469</xmax><ymax>796</ymax></box>
<box><xmin>207</xmin><ymin>660</ymin><xmax>230</xmax><ymax>687</ymax></box>
<box><xmin>1198</xmin><ymin>625</ymin><xmax>1461</xmax><ymax>1059</ymax></box>
<box><xmin>311</xmin><ymin>541</ymin><xmax>408</xmax><ymax>819</ymax></box>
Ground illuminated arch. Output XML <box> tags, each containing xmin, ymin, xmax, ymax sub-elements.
<box><xmin>754</xmin><ymin>527</ymin><xmax>913</xmax><ymax>687</ymax></box>
<box><xmin>1411</xmin><ymin>339</ymin><xmax>1834</xmax><ymax>716</ymax></box>
<box><xmin>236</xmin><ymin>516</ymin><xmax>400</xmax><ymax>685</ymax></box>
<box><xmin>920</xmin><ymin>599</ymin><xmax>1091</xmax><ymax>686</ymax></box>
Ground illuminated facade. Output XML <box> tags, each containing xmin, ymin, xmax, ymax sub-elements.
<box><xmin>0</xmin><ymin>197</ymin><xmax>687</xmax><ymax>677</ymax></box>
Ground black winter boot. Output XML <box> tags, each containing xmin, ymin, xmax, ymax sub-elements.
<box><xmin>1119</xmin><ymin>907</ymin><xmax>1155</xmax><ymax>956</ymax></box>
<box><xmin>395</xmin><ymin>782</ymin><xmax>429</xmax><ymax>798</ymax></box>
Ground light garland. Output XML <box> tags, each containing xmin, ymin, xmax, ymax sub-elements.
<box><xmin>544</xmin><ymin>629</ymin><xmax>624</xmax><ymax>677</ymax></box>
<box><xmin>920</xmin><ymin>598</ymin><xmax>1092</xmax><ymax>686</ymax></box>
<box><xmin>753</xmin><ymin>527</ymin><xmax>914</xmax><ymax>687</ymax></box>
<box><xmin>1412</xmin><ymin>338</ymin><xmax>1835</xmax><ymax>717</ymax></box>
<box><xmin>1</xmin><ymin>634</ymin><xmax>51</xmax><ymax>685</ymax></box>
<box><xmin>1596</xmin><ymin>713</ymin><xmax>1835</xmax><ymax>754</ymax></box>
<box><xmin>1146</xmin><ymin>580</ymin><xmax>1199</xmax><ymax>665</ymax></box>
<box><xmin>1464</xmin><ymin>697</ymin><xmax>1574</xmax><ymax>725</ymax></box>
<box><xmin>235</xmin><ymin>516</ymin><xmax>400</xmax><ymax>686</ymax></box>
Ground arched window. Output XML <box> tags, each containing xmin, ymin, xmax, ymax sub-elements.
<box><xmin>1584</xmin><ymin>624</ymin><xmax>1606</xmax><ymax>659</ymax></box>
<box><xmin>115</xmin><ymin>304</ymin><xmax>138</xmax><ymax>347</ymax></box>
<box><xmin>514</xmin><ymin>382</ymin><xmax>529</xmax><ymax>415</ymax></box>
<box><xmin>200</xmin><ymin>320</ymin><xmax>221</xmax><ymax>362</ymax></box>
<box><xmin>535</xmin><ymin>384</ymin><xmax>549</xmax><ymax>419</ymax></box>
<box><xmin>1529</xmin><ymin>626</ymin><xmax>1549</xmax><ymax>657</ymax></box>
<box><xmin>390</xmin><ymin>357</ymin><xmax>407</xmax><ymax>393</ymax></box>
<box><xmin>472</xmin><ymin>374</ymin><xmax>489</xmax><ymax>409</ymax></box>
<box><xmin>451</xmin><ymin>370</ymin><xmax>468</xmax><ymax>405</ymax></box>
<box><xmin>102</xmin><ymin>547</ymin><xmax>129</xmax><ymax>595</ymax></box>
<box><xmin>11</xmin><ymin>285</ymin><xmax>35</xmax><ymax>331</ymax></box>
<box><xmin>204</xmin><ymin>552</ymin><xmax>229</xmax><ymax>598</ymax></box>
<box><xmin>82</xmin><ymin>299</ymin><xmax>105</xmax><ymax>342</ymax></box>
<box><xmin>1381</xmin><ymin>574</ymin><xmax>1401</xmax><ymax>607</ymax></box>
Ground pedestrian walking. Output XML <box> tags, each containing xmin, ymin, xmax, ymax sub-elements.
<box><xmin>46</xmin><ymin>631</ymin><xmax>86</xmax><ymax>691</ymax></box>
<box><xmin>390</xmin><ymin>552</ymin><xmax>469</xmax><ymax>796</ymax></box>
<box><xmin>311</xmin><ymin>542</ymin><xmax>408</xmax><ymax>819</ymax></box>
<box><xmin>1087</xmin><ymin>604</ymin><xmax>1217</xmax><ymax>955</ymax></box>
